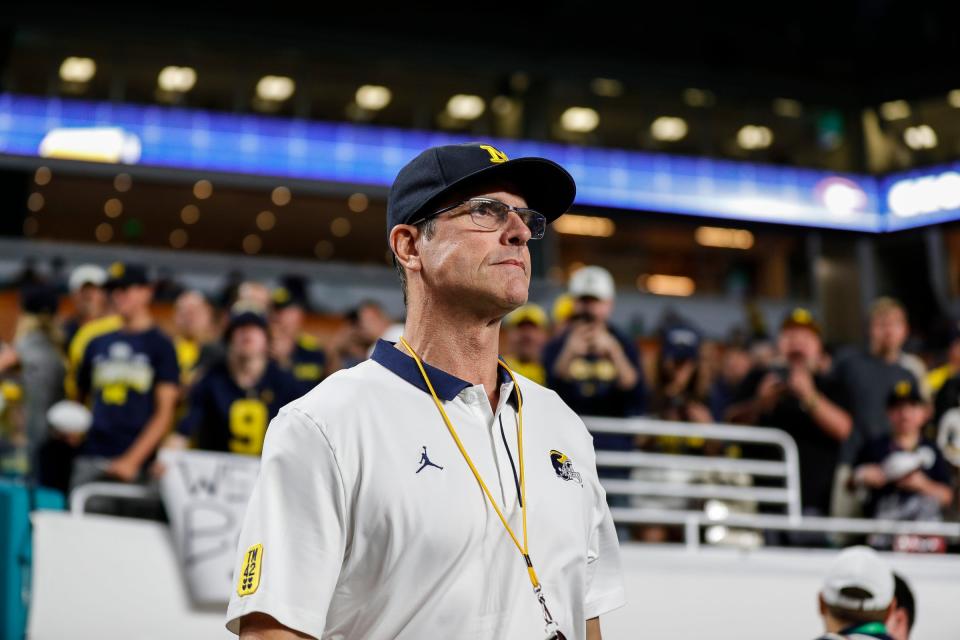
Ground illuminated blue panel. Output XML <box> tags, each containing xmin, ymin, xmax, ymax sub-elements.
<box><xmin>880</xmin><ymin>162</ymin><xmax>960</xmax><ymax>232</ymax></box>
<box><xmin>0</xmin><ymin>93</ymin><xmax>885</xmax><ymax>231</ymax></box>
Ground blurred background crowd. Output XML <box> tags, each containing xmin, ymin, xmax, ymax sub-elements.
<box><xmin>1</xmin><ymin>256</ymin><xmax>957</xmax><ymax>551</ymax></box>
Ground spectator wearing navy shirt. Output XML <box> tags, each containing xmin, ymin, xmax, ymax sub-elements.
<box><xmin>728</xmin><ymin>308</ymin><xmax>852</xmax><ymax>518</ymax></box>
<box><xmin>168</xmin><ymin>306</ymin><xmax>300</xmax><ymax>456</ymax></box>
<box><xmin>71</xmin><ymin>263</ymin><xmax>179</xmax><ymax>489</ymax></box>
<box><xmin>268</xmin><ymin>287</ymin><xmax>328</xmax><ymax>395</ymax></box>
<box><xmin>852</xmin><ymin>378</ymin><xmax>953</xmax><ymax>549</ymax></box>
<box><xmin>542</xmin><ymin>266</ymin><xmax>646</xmax><ymax>539</ymax></box>
<box><xmin>543</xmin><ymin>266</ymin><xmax>646</xmax><ymax>426</ymax></box>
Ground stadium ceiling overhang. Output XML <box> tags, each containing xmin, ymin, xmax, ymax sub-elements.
<box><xmin>0</xmin><ymin>93</ymin><xmax>957</xmax><ymax>233</ymax></box>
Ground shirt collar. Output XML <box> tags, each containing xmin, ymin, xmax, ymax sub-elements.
<box><xmin>371</xmin><ymin>339</ymin><xmax>514</xmax><ymax>402</ymax></box>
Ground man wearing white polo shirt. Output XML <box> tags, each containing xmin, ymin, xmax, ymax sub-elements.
<box><xmin>228</xmin><ymin>142</ymin><xmax>626</xmax><ymax>640</ymax></box>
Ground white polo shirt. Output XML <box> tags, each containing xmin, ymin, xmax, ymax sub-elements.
<box><xmin>226</xmin><ymin>340</ymin><xmax>625</xmax><ymax>639</ymax></box>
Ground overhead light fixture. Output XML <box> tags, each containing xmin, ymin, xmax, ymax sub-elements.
<box><xmin>193</xmin><ymin>180</ymin><xmax>213</xmax><ymax>200</ymax></box>
<box><xmin>271</xmin><ymin>186</ymin><xmax>291</xmax><ymax>206</ymax></box>
<box><xmin>948</xmin><ymin>89</ymin><xmax>960</xmax><ymax>108</ymax></box>
<box><xmin>256</xmin><ymin>75</ymin><xmax>295</xmax><ymax>102</ymax></box>
<box><xmin>348</xmin><ymin>193</ymin><xmax>369</xmax><ymax>213</ymax></box>
<box><xmin>772</xmin><ymin>98</ymin><xmax>803</xmax><ymax>118</ymax></box>
<box><xmin>39</xmin><ymin>127</ymin><xmax>142</xmax><ymax>163</ymax></box>
<box><xmin>815</xmin><ymin>177</ymin><xmax>868</xmax><ymax>216</ymax></box>
<box><xmin>553</xmin><ymin>214</ymin><xmax>615</xmax><ymax>237</ymax></box>
<box><xmin>560</xmin><ymin>107</ymin><xmax>599</xmax><ymax>133</ymax></box>
<box><xmin>158</xmin><ymin>66</ymin><xmax>197</xmax><ymax>93</ymax></box>
<box><xmin>256</xmin><ymin>210</ymin><xmax>276</xmax><ymax>231</ymax></box>
<box><xmin>59</xmin><ymin>57</ymin><xmax>96</xmax><ymax>83</ymax></box>
<box><xmin>903</xmin><ymin>124</ymin><xmax>937</xmax><ymax>150</ymax></box>
<box><xmin>640</xmin><ymin>274</ymin><xmax>696</xmax><ymax>297</ymax></box>
<box><xmin>331</xmin><ymin>217</ymin><xmax>352</xmax><ymax>237</ymax></box>
<box><xmin>27</xmin><ymin>193</ymin><xmax>44</xmax><ymax>213</ymax></box>
<box><xmin>683</xmin><ymin>88</ymin><xmax>714</xmax><ymax>108</ymax></box>
<box><xmin>446</xmin><ymin>94</ymin><xmax>485</xmax><ymax>120</ymax></box>
<box><xmin>736</xmin><ymin>125</ymin><xmax>773</xmax><ymax>150</ymax></box>
<box><xmin>695</xmin><ymin>226</ymin><xmax>754</xmax><ymax>249</ymax></box>
<box><xmin>491</xmin><ymin>95</ymin><xmax>515</xmax><ymax>116</ymax></box>
<box><xmin>590</xmin><ymin>78</ymin><xmax>624</xmax><ymax>98</ymax></box>
<box><xmin>879</xmin><ymin>100</ymin><xmax>911</xmax><ymax>121</ymax></box>
<box><xmin>242</xmin><ymin>234</ymin><xmax>262</xmax><ymax>255</ymax></box>
<box><xmin>650</xmin><ymin>116</ymin><xmax>688</xmax><ymax>142</ymax></box>
<box><xmin>356</xmin><ymin>85</ymin><xmax>392</xmax><ymax>111</ymax></box>
<box><xmin>34</xmin><ymin>167</ymin><xmax>52</xmax><ymax>186</ymax></box>
<box><xmin>169</xmin><ymin>229</ymin><xmax>188</xmax><ymax>249</ymax></box>
<box><xmin>887</xmin><ymin>171</ymin><xmax>960</xmax><ymax>218</ymax></box>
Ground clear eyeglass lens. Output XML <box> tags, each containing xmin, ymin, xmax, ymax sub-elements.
<box><xmin>467</xmin><ymin>200</ymin><xmax>545</xmax><ymax>239</ymax></box>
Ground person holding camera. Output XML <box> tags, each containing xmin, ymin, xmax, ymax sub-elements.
<box><xmin>727</xmin><ymin>308</ymin><xmax>852</xmax><ymax>518</ymax></box>
<box><xmin>543</xmin><ymin>266</ymin><xmax>646</xmax><ymax>424</ymax></box>
<box><xmin>542</xmin><ymin>266</ymin><xmax>647</xmax><ymax>540</ymax></box>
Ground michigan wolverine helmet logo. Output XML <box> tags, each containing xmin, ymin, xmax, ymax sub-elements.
<box><xmin>549</xmin><ymin>450</ymin><xmax>582</xmax><ymax>485</ymax></box>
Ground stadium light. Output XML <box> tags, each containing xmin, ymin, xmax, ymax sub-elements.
<box><xmin>355</xmin><ymin>85</ymin><xmax>392</xmax><ymax>111</ymax></box>
<box><xmin>650</xmin><ymin>116</ymin><xmax>688</xmax><ymax>142</ymax></box>
<box><xmin>590</xmin><ymin>78</ymin><xmax>624</xmax><ymax>98</ymax></box>
<box><xmin>772</xmin><ymin>98</ymin><xmax>803</xmax><ymax>118</ymax></box>
<box><xmin>695</xmin><ymin>226</ymin><xmax>754</xmax><ymax>249</ymax></box>
<box><xmin>59</xmin><ymin>57</ymin><xmax>96</xmax><ymax>83</ymax></box>
<box><xmin>887</xmin><ymin>171</ymin><xmax>960</xmax><ymax>218</ymax></box>
<box><xmin>256</xmin><ymin>76</ymin><xmax>295</xmax><ymax>102</ymax></box>
<box><xmin>39</xmin><ymin>127</ymin><xmax>142</xmax><ymax>163</ymax></box>
<box><xmin>561</xmin><ymin>107</ymin><xmax>599</xmax><ymax>133</ymax></box>
<box><xmin>553</xmin><ymin>214</ymin><xmax>615</xmax><ymax>237</ymax></box>
<box><xmin>880</xmin><ymin>100</ymin><xmax>911</xmax><ymax>121</ymax></box>
<box><xmin>641</xmin><ymin>274</ymin><xmax>696</xmax><ymax>297</ymax></box>
<box><xmin>158</xmin><ymin>66</ymin><xmax>197</xmax><ymax>93</ymax></box>
<box><xmin>446</xmin><ymin>94</ymin><xmax>485</xmax><ymax>120</ymax></box>
<box><xmin>903</xmin><ymin>125</ymin><xmax>938</xmax><ymax>150</ymax></box>
<box><xmin>737</xmin><ymin>125</ymin><xmax>773</xmax><ymax>150</ymax></box>
<box><xmin>683</xmin><ymin>88</ymin><xmax>714</xmax><ymax>107</ymax></box>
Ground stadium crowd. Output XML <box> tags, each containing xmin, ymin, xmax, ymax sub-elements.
<box><xmin>0</xmin><ymin>259</ymin><xmax>957</xmax><ymax>552</ymax></box>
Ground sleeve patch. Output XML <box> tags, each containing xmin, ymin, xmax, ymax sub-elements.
<box><xmin>237</xmin><ymin>543</ymin><xmax>263</xmax><ymax>596</ymax></box>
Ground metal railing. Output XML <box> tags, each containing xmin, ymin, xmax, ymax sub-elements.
<box><xmin>67</xmin><ymin>419</ymin><xmax>960</xmax><ymax>551</ymax></box>
<box><xmin>585</xmin><ymin>416</ymin><xmax>804</xmax><ymax>521</ymax></box>
<box><xmin>69</xmin><ymin>482</ymin><xmax>157</xmax><ymax>516</ymax></box>
<box><xmin>584</xmin><ymin>416</ymin><xmax>960</xmax><ymax>549</ymax></box>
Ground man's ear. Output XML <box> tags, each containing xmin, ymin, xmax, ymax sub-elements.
<box><xmin>818</xmin><ymin>593</ymin><xmax>827</xmax><ymax>617</ymax></box>
<box><xmin>390</xmin><ymin>224</ymin><xmax>422</xmax><ymax>272</ymax></box>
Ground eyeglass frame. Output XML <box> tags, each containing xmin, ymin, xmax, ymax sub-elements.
<box><xmin>407</xmin><ymin>197</ymin><xmax>547</xmax><ymax>240</ymax></box>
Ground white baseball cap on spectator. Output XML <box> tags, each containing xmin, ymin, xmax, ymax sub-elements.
<box><xmin>821</xmin><ymin>546</ymin><xmax>895</xmax><ymax>612</ymax></box>
<box><xmin>569</xmin><ymin>266</ymin><xmax>615</xmax><ymax>301</ymax></box>
<box><xmin>68</xmin><ymin>264</ymin><xmax>107</xmax><ymax>293</ymax></box>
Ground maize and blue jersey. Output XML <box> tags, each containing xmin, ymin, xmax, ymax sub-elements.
<box><xmin>177</xmin><ymin>359</ymin><xmax>301</xmax><ymax>456</ymax></box>
<box><xmin>286</xmin><ymin>334</ymin><xmax>328</xmax><ymax>394</ymax></box>
<box><xmin>76</xmin><ymin>327</ymin><xmax>180</xmax><ymax>458</ymax></box>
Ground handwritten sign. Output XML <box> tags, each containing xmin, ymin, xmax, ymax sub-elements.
<box><xmin>158</xmin><ymin>449</ymin><xmax>260</xmax><ymax>605</ymax></box>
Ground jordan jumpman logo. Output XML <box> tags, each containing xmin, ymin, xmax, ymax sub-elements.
<box><xmin>416</xmin><ymin>446</ymin><xmax>443</xmax><ymax>473</ymax></box>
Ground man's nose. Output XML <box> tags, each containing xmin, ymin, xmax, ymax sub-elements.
<box><xmin>503</xmin><ymin>210</ymin><xmax>532</xmax><ymax>245</ymax></box>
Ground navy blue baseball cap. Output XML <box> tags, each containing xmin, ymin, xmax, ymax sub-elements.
<box><xmin>20</xmin><ymin>284</ymin><xmax>60</xmax><ymax>315</ymax></box>
<box><xmin>225</xmin><ymin>304</ymin><xmax>268</xmax><ymax>343</ymax></box>
<box><xmin>661</xmin><ymin>325</ymin><xmax>702</xmax><ymax>362</ymax></box>
<box><xmin>386</xmin><ymin>142</ymin><xmax>576</xmax><ymax>236</ymax></box>
<box><xmin>105</xmin><ymin>262</ymin><xmax>150</xmax><ymax>290</ymax></box>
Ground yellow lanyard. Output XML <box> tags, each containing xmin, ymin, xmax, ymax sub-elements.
<box><xmin>398</xmin><ymin>336</ymin><xmax>542</xmax><ymax>591</ymax></box>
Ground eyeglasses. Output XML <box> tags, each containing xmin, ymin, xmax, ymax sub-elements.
<box><xmin>411</xmin><ymin>197</ymin><xmax>547</xmax><ymax>240</ymax></box>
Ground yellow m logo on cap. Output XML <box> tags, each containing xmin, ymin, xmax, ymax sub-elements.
<box><xmin>479</xmin><ymin>145</ymin><xmax>509</xmax><ymax>164</ymax></box>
